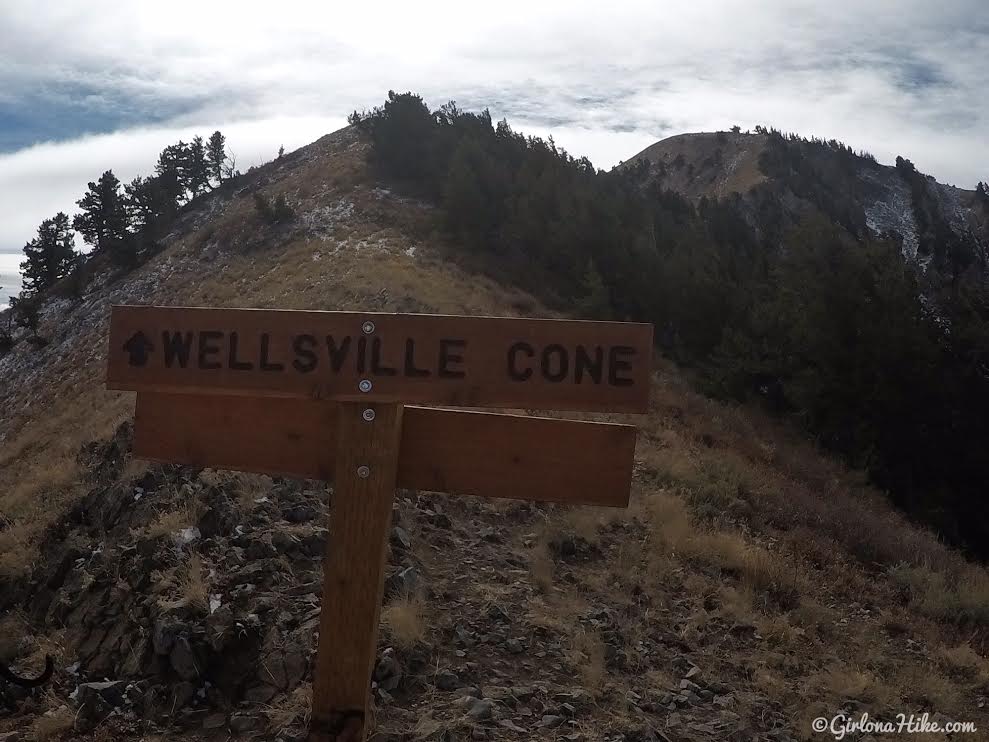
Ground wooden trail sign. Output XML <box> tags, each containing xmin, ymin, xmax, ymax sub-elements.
<box><xmin>107</xmin><ymin>305</ymin><xmax>652</xmax><ymax>741</ymax></box>
<box><xmin>107</xmin><ymin>305</ymin><xmax>651</xmax><ymax>412</ymax></box>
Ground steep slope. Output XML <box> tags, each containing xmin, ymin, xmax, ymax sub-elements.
<box><xmin>2</xmin><ymin>126</ymin><xmax>989</xmax><ymax>742</ymax></box>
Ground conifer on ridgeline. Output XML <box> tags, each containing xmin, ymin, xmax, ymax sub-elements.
<box><xmin>207</xmin><ymin>130</ymin><xmax>227</xmax><ymax>185</ymax></box>
<box><xmin>188</xmin><ymin>135</ymin><xmax>211</xmax><ymax>196</ymax></box>
<box><xmin>19</xmin><ymin>212</ymin><xmax>78</xmax><ymax>295</ymax></box>
<box><xmin>73</xmin><ymin>170</ymin><xmax>133</xmax><ymax>265</ymax></box>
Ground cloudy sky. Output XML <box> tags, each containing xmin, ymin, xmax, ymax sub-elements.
<box><xmin>1</xmin><ymin>0</ymin><xmax>987</xmax><ymax>299</ymax></box>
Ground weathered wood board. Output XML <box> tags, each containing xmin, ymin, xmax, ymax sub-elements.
<box><xmin>108</xmin><ymin>305</ymin><xmax>653</xmax><ymax>412</ymax></box>
<box><xmin>134</xmin><ymin>392</ymin><xmax>636</xmax><ymax>507</ymax></box>
<box><xmin>310</xmin><ymin>402</ymin><xmax>403</xmax><ymax>739</ymax></box>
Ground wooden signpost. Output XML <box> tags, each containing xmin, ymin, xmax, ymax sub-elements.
<box><xmin>106</xmin><ymin>305</ymin><xmax>652</xmax><ymax>741</ymax></box>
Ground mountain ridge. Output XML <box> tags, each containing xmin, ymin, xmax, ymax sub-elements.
<box><xmin>2</xmin><ymin>109</ymin><xmax>989</xmax><ymax>740</ymax></box>
<box><xmin>625</xmin><ymin>129</ymin><xmax>988</xmax><ymax>270</ymax></box>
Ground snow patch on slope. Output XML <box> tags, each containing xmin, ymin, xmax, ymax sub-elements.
<box><xmin>859</xmin><ymin>167</ymin><xmax>920</xmax><ymax>261</ymax></box>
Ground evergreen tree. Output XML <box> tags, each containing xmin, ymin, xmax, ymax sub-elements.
<box><xmin>73</xmin><ymin>170</ymin><xmax>130</xmax><ymax>254</ymax></box>
<box><xmin>156</xmin><ymin>142</ymin><xmax>192</xmax><ymax>200</ymax></box>
<box><xmin>977</xmin><ymin>181</ymin><xmax>989</xmax><ymax>210</ymax></box>
<box><xmin>19</xmin><ymin>212</ymin><xmax>78</xmax><ymax>295</ymax></box>
<box><xmin>8</xmin><ymin>295</ymin><xmax>40</xmax><ymax>338</ymax></box>
<box><xmin>206</xmin><ymin>131</ymin><xmax>227</xmax><ymax>185</ymax></box>
<box><xmin>125</xmin><ymin>175</ymin><xmax>178</xmax><ymax>236</ymax></box>
<box><xmin>188</xmin><ymin>136</ymin><xmax>211</xmax><ymax>196</ymax></box>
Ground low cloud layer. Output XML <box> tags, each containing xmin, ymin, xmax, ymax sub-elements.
<box><xmin>2</xmin><ymin>0</ymin><xmax>987</xmax><ymax>261</ymax></box>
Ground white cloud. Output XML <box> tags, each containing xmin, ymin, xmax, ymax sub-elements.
<box><xmin>1</xmin><ymin>0</ymin><xmax>987</xmax><ymax>261</ymax></box>
<box><xmin>0</xmin><ymin>115</ymin><xmax>344</xmax><ymax>255</ymax></box>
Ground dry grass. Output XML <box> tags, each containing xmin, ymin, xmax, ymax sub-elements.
<box><xmin>264</xmin><ymin>683</ymin><xmax>313</xmax><ymax>733</ymax></box>
<box><xmin>158</xmin><ymin>553</ymin><xmax>209</xmax><ymax>614</ymax></box>
<box><xmin>180</xmin><ymin>554</ymin><xmax>209</xmax><ymax>613</ymax></box>
<box><xmin>144</xmin><ymin>499</ymin><xmax>203</xmax><ymax>540</ymax></box>
<box><xmin>819</xmin><ymin>666</ymin><xmax>883</xmax><ymax>702</ymax></box>
<box><xmin>642</xmin><ymin>488</ymin><xmax>801</xmax><ymax>610</ymax></box>
<box><xmin>0</xmin><ymin>523</ymin><xmax>36</xmax><ymax>578</ymax></box>
<box><xmin>0</xmin><ymin>612</ymin><xmax>28</xmax><ymax>662</ymax></box>
<box><xmin>527</xmin><ymin>539</ymin><xmax>555</xmax><ymax>594</ymax></box>
<box><xmin>0</xmin><ymin>388</ymin><xmax>131</xmax><ymax>578</ymax></box>
<box><xmin>642</xmin><ymin>360</ymin><xmax>988</xmax><ymax>627</ymax></box>
<box><xmin>381</xmin><ymin>594</ymin><xmax>425</xmax><ymax>649</ymax></box>
<box><xmin>566</xmin><ymin>630</ymin><xmax>607</xmax><ymax>695</ymax></box>
<box><xmin>891</xmin><ymin>564</ymin><xmax>989</xmax><ymax>627</ymax></box>
<box><xmin>938</xmin><ymin>643</ymin><xmax>989</xmax><ymax>679</ymax></box>
<box><xmin>30</xmin><ymin>704</ymin><xmax>75</xmax><ymax>740</ymax></box>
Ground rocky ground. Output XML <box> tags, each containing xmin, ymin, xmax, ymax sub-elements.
<box><xmin>1</xmin><ymin>421</ymin><xmax>756</xmax><ymax>742</ymax></box>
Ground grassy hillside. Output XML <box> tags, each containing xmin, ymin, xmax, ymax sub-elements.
<box><xmin>1</xmin><ymin>123</ymin><xmax>989</xmax><ymax>741</ymax></box>
<box><xmin>626</xmin><ymin>132</ymin><xmax>769</xmax><ymax>200</ymax></box>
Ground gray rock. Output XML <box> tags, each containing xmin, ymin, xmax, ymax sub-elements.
<box><xmin>538</xmin><ymin>715</ymin><xmax>564</xmax><ymax>728</ymax></box>
<box><xmin>230</xmin><ymin>713</ymin><xmax>261</xmax><ymax>733</ymax></box>
<box><xmin>374</xmin><ymin>648</ymin><xmax>403</xmax><ymax>692</ymax></box>
<box><xmin>511</xmin><ymin>686</ymin><xmax>535</xmax><ymax>702</ymax></box>
<box><xmin>170</xmin><ymin>681</ymin><xmax>196</xmax><ymax>711</ymax></box>
<box><xmin>504</xmin><ymin>638</ymin><xmax>524</xmax><ymax>654</ymax></box>
<box><xmin>170</xmin><ymin>636</ymin><xmax>200</xmax><ymax>680</ymax></box>
<box><xmin>435</xmin><ymin>669</ymin><xmax>461</xmax><ymax>691</ymax></box>
<box><xmin>152</xmin><ymin>618</ymin><xmax>184</xmax><ymax>655</ymax></box>
<box><xmin>245</xmin><ymin>536</ymin><xmax>277</xmax><ymax>560</ymax></box>
<box><xmin>283</xmin><ymin>504</ymin><xmax>319</xmax><ymax>523</ymax></box>
<box><xmin>244</xmin><ymin>683</ymin><xmax>279</xmax><ymax>704</ymax></box>
<box><xmin>468</xmin><ymin>698</ymin><xmax>495</xmax><ymax>720</ymax></box>
<box><xmin>271</xmin><ymin>530</ymin><xmax>296</xmax><ymax>552</ymax></box>
<box><xmin>486</xmin><ymin>604</ymin><xmax>510</xmax><ymax>623</ymax></box>
<box><xmin>684</xmin><ymin>665</ymin><xmax>701</xmax><ymax>679</ymax></box>
<box><xmin>391</xmin><ymin>527</ymin><xmax>412</xmax><ymax>551</ymax></box>
<box><xmin>75</xmin><ymin>680</ymin><xmax>129</xmax><ymax>710</ymax></box>
<box><xmin>202</xmin><ymin>712</ymin><xmax>227</xmax><ymax>730</ymax></box>
<box><xmin>385</xmin><ymin>565</ymin><xmax>418</xmax><ymax>598</ymax></box>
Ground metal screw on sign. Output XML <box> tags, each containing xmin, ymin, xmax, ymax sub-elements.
<box><xmin>356</xmin><ymin>465</ymin><xmax>370</xmax><ymax>479</ymax></box>
<box><xmin>362</xmin><ymin>408</ymin><xmax>376</xmax><ymax>422</ymax></box>
<box><xmin>359</xmin><ymin>379</ymin><xmax>372</xmax><ymax>393</ymax></box>
<box><xmin>361</xmin><ymin>320</ymin><xmax>375</xmax><ymax>334</ymax></box>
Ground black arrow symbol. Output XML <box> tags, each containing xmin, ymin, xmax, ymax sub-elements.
<box><xmin>123</xmin><ymin>331</ymin><xmax>154</xmax><ymax>367</ymax></box>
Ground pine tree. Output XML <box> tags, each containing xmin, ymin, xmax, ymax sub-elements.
<box><xmin>19</xmin><ymin>212</ymin><xmax>78</xmax><ymax>295</ymax></box>
<box><xmin>206</xmin><ymin>131</ymin><xmax>227</xmax><ymax>185</ymax></box>
<box><xmin>73</xmin><ymin>171</ymin><xmax>130</xmax><ymax>255</ymax></box>
<box><xmin>977</xmin><ymin>181</ymin><xmax>989</xmax><ymax>209</ymax></box>
<box><xmin>8</xmin><ymin>295</ymin><xmax>40</xmax><ymax>338</ymax></box>
<box><xmin>156</xmin><ymin>142</ymin><xmax>192</xmax><ymax>200</ymax></box>
<box><xmin>188</xmin><ymin>136</ymin><xmax>211</xmax><ymax>196</ymax></box>
<box><xmin>125</xmin><ymin>175</ymin><xmax>178</xmax><ymax>236</ymax></box>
